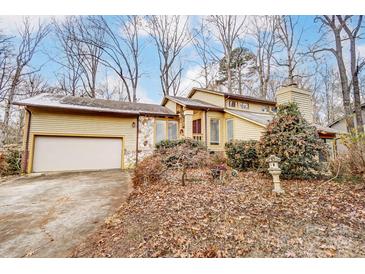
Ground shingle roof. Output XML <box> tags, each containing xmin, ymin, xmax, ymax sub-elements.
<box><xmin>163</xmin><ymin>96</ymin><xmax>224</xmax><ymax>111</ymax></box>
<box><xmin>14</xmin><ymin>93</ymin><xmax>176</xmax><ymax>117</ymax></box>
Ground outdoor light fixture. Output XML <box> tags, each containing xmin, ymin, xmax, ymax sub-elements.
<box><xmin>132</xmin><ymin>121</ymin><xmax>136</xmax><ymax>128</ymax></box>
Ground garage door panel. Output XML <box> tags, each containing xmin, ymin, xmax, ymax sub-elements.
<box><xmin>33</xmin><ymin>136</ymin><xmax>123</xmax><ymax>172</ymax></box>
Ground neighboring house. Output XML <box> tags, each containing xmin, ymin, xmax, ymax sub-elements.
<box><xmin>329</xmin><ymin>103</ymin><xmax>365</xmax><ymax>132</ymax></box>
<box><xmin>328</xmin><ymin>103</ymin><xmax>365</xmax><ymax>153</ymax></box>
<box><xmin>14</xmin><ymin>84</ymin><xmax>338</xmax><ymax>173</ymax></box>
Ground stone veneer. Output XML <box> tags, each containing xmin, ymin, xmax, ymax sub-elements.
<box><xmin>124</xmin><ymin>116</ymin><xmax>155</xmax><ymax>168</ymax></box>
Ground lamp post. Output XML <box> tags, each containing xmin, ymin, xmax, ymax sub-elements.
<box><xmin>266</xmin><ymin>155</ymin><xmax>284</xmax><ymax>193</ymax></box>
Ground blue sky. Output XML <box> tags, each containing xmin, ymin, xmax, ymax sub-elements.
<box><xmin>1</xmin><ymin>15</ymin><xmax>363</xmax><ymax>104</ymax></box>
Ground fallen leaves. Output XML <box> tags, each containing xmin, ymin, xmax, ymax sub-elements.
<box><xmin>72</xmin><ymin>171</ymin><xmax>365</xmax><ymax>258</ymax></box>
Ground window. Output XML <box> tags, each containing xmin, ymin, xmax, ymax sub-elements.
<box><xmin>271</xmin><ymin>106</ymin><xmax>277</xmax><ymax>112</ymax></box>
<box><xmin>240</xmin><ymin>102</ymin><xmax>249</xmax><ymax>109</ymax></box>
<box><xmin>156</xmin><ymin>120</ymin><xmax>178</xmax><ymax>143</ymax></box>
<box><xmin>228</xmin><ymin>100</ymin><xmax>237</xmax><ymax>107</ymax></box>
<box><xmin>168</xmin><ymin>121</ymin><xmax>178</xmax><ymax>140</ymax></box>
<box><xmin>226</xmin><ymin>119</ymin><xmax>234</xmax><ymax>142</ymax></box>
<box><xmin>210</xmin><ymin>118</ymin><xmax>220</xmax><ymax>145</ymax></box>
<box><xmin>155</xmin><ymin>120</ymin><xmax>166</xmax><ymax>143</ymax></box>
<box><xmin>262</xmin><ymin>106</ymin><xmax>269</xmax><ymax>112</ymax></box>
<box><xmin>193</xmin><ymin>119</ymin><xmax>202</xmax><ymax>134</ymax></box>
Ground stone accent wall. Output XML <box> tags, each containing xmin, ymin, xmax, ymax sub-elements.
<box><xmin>123</xmin><ymin>116</ymin><xmax>155</xmax><ymax>168</ymax></box>
<box><xmin>137</xmin><ymin>116</ymin><xmax>155</xmax><ymax>161</ymax></box>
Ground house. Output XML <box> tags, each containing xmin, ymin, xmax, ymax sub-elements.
<box><xmin>14</xmin><ymin>84</ymin><xmax>338</xmax><ymax>173</ymax></box>
<box><xmin>329</xmin><ymin>103</ymin><xmax>365</xmax><ymax>132</ymax></box>
<box><xmin>328</xmin><ymin>103</ymin><xmax>365</xmax><ymax>153</ymax></box>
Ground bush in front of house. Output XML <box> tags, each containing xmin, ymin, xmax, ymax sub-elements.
<box><xmin>0</xmin><ymin>144</ymin><xmax>22</xmax><ymax>177</ymax></box>
<box><xmin>155</xmin><ymin>138</ymin><xmax>205</xmax><ymax>150</ymax></box>
<box><xmin>132</xmin><ymin>153</ymin><xmax>166</xmax><ymax>188</ymax></box>
<box><xmin>133</xmin><ymin>138</ymin><xmax>211</xmax><ymax>187</ymax></box>
<box><xmin>257</xmin><ymin>103</ymin><xmax>328</xmax><ymax>179</ymax></box>
<box><xmin>330</xmin><ymin>131</ymin><xmax>365</xmax><ymax>183</ymax></box>
<box><xmin>225</xmin><ymin>140</ymin><xmax>259</xmax><ymax>171</ymax></box>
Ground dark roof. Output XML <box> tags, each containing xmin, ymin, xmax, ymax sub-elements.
<box><xmin>14</xmin><ymin>93</ymin><xmax>176</xmax><ymax>117</ymax></box>
<box><xmin>163</xmin><ymin>96</ymin><xmax>224</xmax><ymax>111</ymax></box>
<box><xmin>189</xmin><ymin>88</ymin><xmax>277</xmax><ymax>106</ymax></box>
<box><xmin>328</xmin><ymin>103</ymin><xmax>365</xmax><ymax>127</ymax></box>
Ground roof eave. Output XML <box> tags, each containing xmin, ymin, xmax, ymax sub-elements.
<box><xmin>225</xmin><ymin>110</ymin><xmax>267</xmax><ymax>127</ymax></box>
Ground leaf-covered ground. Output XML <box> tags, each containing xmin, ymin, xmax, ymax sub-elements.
<box><xmin>73</xmin><ymin>171</ymin><xmax>365</xmax><ymax>257</ymax></box>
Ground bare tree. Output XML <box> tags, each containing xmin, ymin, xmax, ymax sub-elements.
<box><xmin>54</xmin><ymin>16</ymin><xmax>104</xmax><ymax>98</ymax></box>
<box><xmin>89</xmin><ymin>16</ymin><xmax>143</xmax><ymax>102</ymax></box>
<box><xmin>0</xmin><ymin>32</ymin><xmax>13</xmax><ymax>102</ymax></box>
<box><xmin>53</xmin><ymin>17</ymin><xmax>83</xmax><ymax>96</ymax></box>
<box><xmin>249</xmin><ymin>16</ymin><xmax>280</xmax><ymax>98</ymax></box>
<box><xmin>147</xmin><ymin>15</ymin><xmax>191</xmax><ymax>96</ymax></box>
<box><xmin>337</xmin><ymin>15</ymin><xmax>364</xmax><ymax>133</ymax></box>
<box><xmin>207</xmin><ymin>15</ymin><xmax>246</xmax><ymax>93</ymax></box>
<box><xmin>2</xmin><ymin>17</ymin><xmax>50</xmax><ymax>145</ymax></box>
<box><xmin>191</xmin><ymin>18</ymin><xmax>217</xmax><ymax>88</ymax></box>
<box><xmin>312</xmin><ymin>16</ymin><xmax>354</xmax><ymax>131</ymax></box>
<box><xmin>275</xmin><ymin>16</ymin><xmax>304</xmax><ymax>85</ymax></box>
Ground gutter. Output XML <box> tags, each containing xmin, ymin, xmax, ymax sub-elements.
<box><xmin>135</xmin><ymin>115</ymin><xmax>139</xmax><ymax>165</ymax></box>
<box><xmin>23</xmin><ymin>108</ymin><xmax>32</xmax><ymax>174</ymax></box>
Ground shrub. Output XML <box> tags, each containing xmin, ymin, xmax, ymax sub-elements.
<box><xmin>132</xmin><ymin>153</ymin><xmax>166</xmax><ymax>188</ymax></box>
<box><xmin>330</xmin><ymin>132</ymin><xmax>365</xmax><ymax>182</ymax></box>
<box><xmin>225</xmin><ymin>140</ymin><xmax>258</xmax><ymax>171</ymax></box>
<box><xmin>155</xmin><ymin>138</ymin><xmax>205</xmax><ymax>150</ymax></box>
<box><xmin>160</xmin><ymin>140</ymin><xmax>210</xmax><ymax>185</ymax></box>
<box><xmin>133</xmin><ymin>138</ymin><xmax>211</xmax><ymax>187</ymax></box>
<box><xmin>0</xmin><ymin>144</ymin><xmax>22</xmax><ymax>177</ymax></box>
<box><xmin>257</xmin><ymin>103</ymin><xmax>328</xmax><ymax>179</ymax></box>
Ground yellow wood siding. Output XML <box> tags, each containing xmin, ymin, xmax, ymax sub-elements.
<box><xmin>292</xmin><ymin>92</ymin><xmax>314</xmax><ymax>123</ymax></box>
<box><xmin>27</xmin><ymin>108</ymin><xmax>137</xmax><ymax>172</ymax></box>
<box><xmin>276</xmin><ymin>87</ymin><xmax>314</xmax><ymax>123</ymax></box>
<box><xmin>191</xmin><ymin>90</ymin><xmax>225</xmax><ymax>107</ymax></box>
<box><xmin>233</xmin><ymin>117</ymin><xmax>266</xmax><ymax>141</ymax></box>
<box><xmin>165</xmin><ymin>100</ymin><xmax>177</xmax><ymax>113</ymax></box>
<box><xmin>225</xmin><ymin>99</ymin><xmax>272</xmax><ymax>113</ymax></box>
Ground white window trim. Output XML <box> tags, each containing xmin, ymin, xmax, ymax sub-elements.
<box><xmin>210</xmin><ymin>118</ymin><xmax>220</xmax><ymax>145</ymax></box>
<box><xmin>226</xmin><ymin>119</ymin><xmax>234</xmax><ymax>142</ymax></box>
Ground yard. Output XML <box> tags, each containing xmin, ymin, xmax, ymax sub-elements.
<box><xmin>73</xmin><ymin>171</ymin><xmax>365</xmax><ymax>258</ymax></box>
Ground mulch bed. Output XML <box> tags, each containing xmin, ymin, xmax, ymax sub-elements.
<box><xmin>72</xmin><ymin>171</ymin><xmax>365</xmax><ymax>258</ymax></box>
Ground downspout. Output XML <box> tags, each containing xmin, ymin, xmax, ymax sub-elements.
<box><xmin>205</xmin><ymin>110</ymin><xmax>208</xmax><ymax>146</ymax></box>
<box><xmin>23</xmin><ymin>108</ymin><xmax>32</xmax><ymax>174</ymax></box>
<box><xmin>135</xmin><ymin>115</ymin><xmax>139</xmax><ymax>165</ymax></box>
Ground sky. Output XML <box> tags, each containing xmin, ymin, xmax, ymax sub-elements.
<box><xmin>1</xmin><ymin>15</ymin><xmax>364</xmax><ymax>105</ymax></box>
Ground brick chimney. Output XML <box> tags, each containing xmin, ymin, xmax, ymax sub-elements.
<box><xmin>276</xmin><ymin>84</ymin><xmax>314</xmax><ymax>123</ymax></box>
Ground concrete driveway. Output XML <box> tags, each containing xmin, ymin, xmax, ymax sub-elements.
<box><xmin>0</xmin><ymin>170</ymin><xmax>131</xmax><ymax>258</ymax></box>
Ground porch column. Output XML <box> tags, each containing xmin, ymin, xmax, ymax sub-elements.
<box><xmin>184</xmin><ymin>109</ymin><xmax>194</xmax><ymax>138</ymax></box>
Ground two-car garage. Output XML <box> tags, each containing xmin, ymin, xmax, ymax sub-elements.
<box><xmin>32</xmin><ymin>136</ymin><xmax>124</xmax><ymax>173</ymax></box>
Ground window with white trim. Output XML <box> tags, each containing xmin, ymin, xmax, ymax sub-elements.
<box><xmin>210</xmin><ymin>118</ymin><xmax>220</xmax><ymax>145</ymax></box>
<box><xmin>167</xmin><ymin>121</ymin><xmax>178</xmax><ymax>140</ymax></box>
<box><xmin>155</xmin><ymin>120</ymin><xmax>166</xmax><ymax>143</ymax></box>
<box><xmin>155</xmin><ymin>120</ymin><xmax>178</xmax><ymax>144</ymax></box>
<box><xmin>226</xmin><ymin>119</ymin><xmax>234</xmax><ymax>142</ymax></box>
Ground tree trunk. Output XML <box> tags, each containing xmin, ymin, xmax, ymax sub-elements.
<box><xmin>2</xmin><ymin>69</ymin><xmax>21</xmax><ymax>145</ymax></box>
<box><xmin>181</xmin><ymin>168</ymin><xmax>186</xmax><ymax>186</ymax></box>
<box><xmin>334</xmin><ymin>31</ymin><xmax>354</xmax><ymax>132</ymax></box>
<box><xmin>349</xmin><ymin>36</ymin><xmax>364</xmax><ymax>133</ymax></box>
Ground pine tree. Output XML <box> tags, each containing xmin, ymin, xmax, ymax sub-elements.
<box><xmin>258</xmin><ymin>103</ymin><xmax>328</xmax><ymax>179</ymax></box>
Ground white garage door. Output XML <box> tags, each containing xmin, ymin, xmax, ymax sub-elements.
<box><xmin>32</xmin><ymin>136</ymin><xmax>123</xmax><ymax>172</ymax></box>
